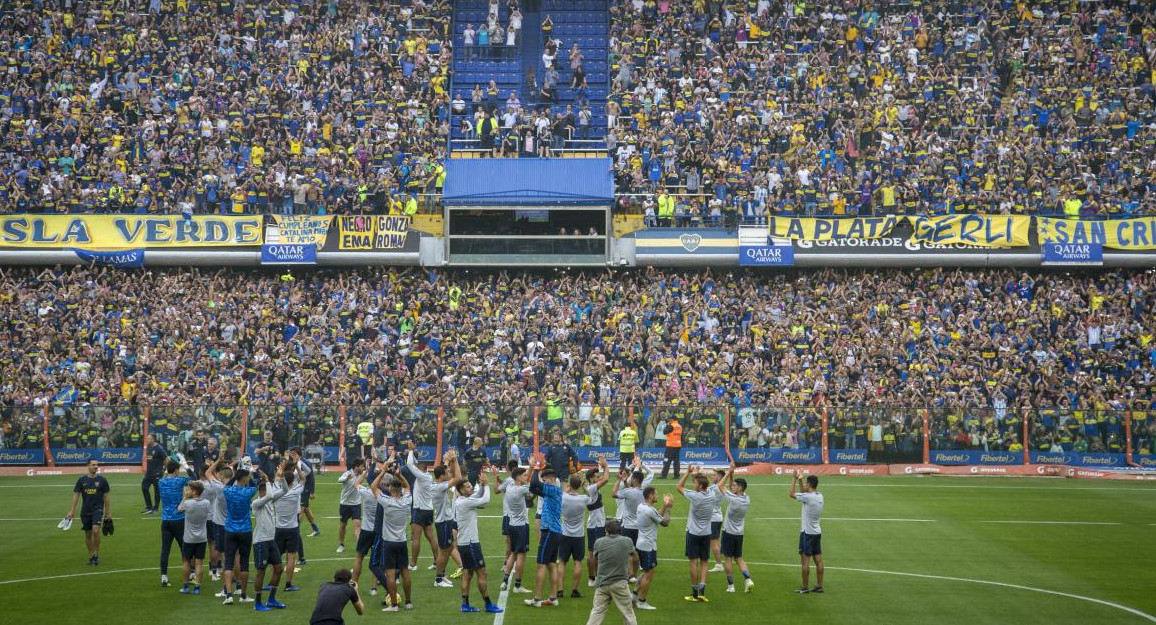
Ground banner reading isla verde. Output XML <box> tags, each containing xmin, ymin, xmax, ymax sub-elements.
<box><xmin>0</xmin><ymin>215</ymin><xmax>262</xmax><ymax>249</ymax></box>
<box><xmin>1038</xmin><ymin>216</ymin><xmax>1156</xmax><ymax>250</ymax></box>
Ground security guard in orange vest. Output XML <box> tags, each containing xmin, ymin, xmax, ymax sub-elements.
<box><xmin>660</xmin><ymin>415</ymin><xmax>683</xmax><ymax>478</ymax></box>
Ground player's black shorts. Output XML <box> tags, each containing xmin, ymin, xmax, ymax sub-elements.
<box><xmin>224</xmin><ymin>531</ymin><xmax>253</xmax><ymax>571</ymax></box>
<box><xmin>798</xmin><ymin>532</ymin><xmax>822</xmax><ymax>556</ymax></box>
<box><xmin>207</xmin><ymin>521</ymin><xmax>221</xmax><ymax>545</ymax></box>
<box><xmin>710</xmin><ymin>521</ymin><xmax>722</xmax><ymax>540</ymax></box>
<box><xmin>558</xmin><ymin>535</ymin><xmax>585</xmax><ymax>562</ymax></box>
<box><xmin>356</xmin><ymin>528</ymin><xmax>378</xmax><ymax>556</ymax></box>
<box><xmin>275</xmin><ymin>527</ymin><xmax>301</xmax><ymax>554</ymax></box>
<box><xmin>459</xmin><ymin>542</ymin><xmax>485</xmax><ymax>571</ymax></box>
<box><xmin>253</xmin><ymin>539</ymin><xmax>282</xmax><ymax>569</ymax></box>
<box><xmin>586</xmin><ymin>526</ymin><xmax>605</xmax><ymax>551</ymax></box>
<box><xmin>375</xmin><ymin>540</ymin><xmax>408</xmax><ymax>570</ymax></box>
<box><xmin>638</xmin><ymin>549</ymin><xmax>657</xmax><ymax>571</ymax></box>
<box><xmin>80</xmin><ymin>507</ymin><xmax>104</xmax><ymax>531</ymax></box>
<box><xmin>182</xmin><ymin>540</ymin><xmax>207</xmax><ymax>561</ymax></box>
<box><xmin>685</xmin><ymin>533</ymin><xmax>710</xmax><ymax>560</ymax></box>
<box><xmin>537</xmin><ymin>530</ymin><xmax>560</xmax><ymax>565</ymax></box>
<box><xmin>622</xmin><ymin>527</ymin><xmax>639</xmax><ymax>545</ymax></box>
<box><xmin>339</xmin><ymin>504</ymin><xmax>361</xmax><ymax>523</ymax></box>
<box><xmin>721</xmin><ymin>531</ymin><xmax>744</xmax><ymax>558</ymax></box>
<box><xmin>507</xmin><ymin>524</ymin><xmax>529</xmax><ymax>553</ymax></box>
<box><xmin>410</xmin><ymin>508</ymin><xmax>433</xmax><ymax>527</ymax></box>
<box><xmin>436</xmin><ymin>520</ymin><xmax>458</xmax><ymax>548</ymax></box>
<box><xmin>501</xmin><ymin>515</ymin><xmax>509</xmax><ymax>536</ymax></box>
<box><xmin>300</xmin><ymin>490</ymin><xmax>311</xmax><ymax>508</ymax></box>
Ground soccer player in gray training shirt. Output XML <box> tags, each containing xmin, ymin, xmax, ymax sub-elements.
<box><xmin>500</xmin><ymin>466</ymin><xmax>533</xmax><ymax>594</ymax></box>
<box><xmin>337</xmin><ymin>459</ymin><xmax>366</xmax><ymax>553</ymax></box>
<box><xmin>719</xmin><ymin>464</ymin><xmax>754</xmax><ymax>594</ymax></box>
<box><xmin>405</xmin><ymin>442</ymin><xmax>438</xmax><ymax>570</ymax></box>
<box><xmin>583</xmin><ymin>459</ymin><xmax>611</xmax><ymax>587</ymax></box>
<box><xmin>585</xmin><ymin>519</ymin><xmax>638</xmax><ymax>625</ymax></box>
<box><xmin>677</xmin><ymin>466</ymin><xmax>724</xmax><ymax>602</ymax></box>
<box><xmin>790</xmin><ymin>470</ymin><xmax>825</xmax><ymax>594</ymax></box>
<box><xmin>273</xmin><ymin>464</ymin><xmax>306</xmax><ymax>592</ymax></box>
<box><xmin>177</xmin><ymin>481</ymin><xmax>212</xmax><ymax>594</ymax></box>
<box><xmin>560</xmin><ymin>457</ymin><xmax>610</xmax><ymax>598</ymax></box>
<box><xmin>453</xmin><ymin>465</ymin><xmax>503</xmax><ymax>614</ymax></box>
<box><xmin>633</xmin><ymin>487</ymin><xmax>673</xmax><ymax>610</ymax></box>
<box><xmin>611</xmin><ymin>456</ymin><xmax>652</xmax><ymax>579</ymax></box>
<box><xmin>251</xmin><ymin>468</ymin><xmax>289</xmax><ymax>611</ymax></box>
<box><xmin>372</xmin><ymin>462</ymin><xmax>413</xmax><ymax>611</ymax></box>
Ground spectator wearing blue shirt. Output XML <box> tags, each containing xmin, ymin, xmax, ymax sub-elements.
<box><xmin>526</xmin><ymin>457</ymin><xmax>563</xmax><ymax>607</ymax></box>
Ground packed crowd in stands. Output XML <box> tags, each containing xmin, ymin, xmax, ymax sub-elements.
<box><xmin>0</xmin><ymin>266</ymin><xmax>1153</xmax><ymax>458</ymax></box>
<box><xmin>608</xmin><ymin>0</ymin><xmax>1156</xmax><ymax>221</ymax></box>
<box><xmin>0</xmin><ymin>0</ymin><xmax>451</xmax><ymax>216</ymax></box>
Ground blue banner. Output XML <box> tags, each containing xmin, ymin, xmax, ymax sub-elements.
<box><xmin>930</xmin><ymin>450</ymin><xmax>1021</xmax><ymax>465</ymax></box>
<box><xmin>49</xmin><ymin>447</ymin><xmax>143</xmax><ymax>464</ymax></box>
<box><xmin>739</xmin><ymin>245</ymin><xmax>795</xmax><ymax>266</ymax></box>
<box><xmin>1041</xmin><ymin>243</ymin><xmax>1103</xmax><ymax>265</ymax></box>
<box><xmin>261</xmin><ymin>244</ymin><xmax>317</xmax><ymax>264</ymax></box>
<box><xmin>0</xmin><ymin>448</ymin><xmax>45</xmax><ymax>465</ymax></box>
<box><xmin>731</xmin><ymin>447</ymin><xmax>823</xmax><ymax>464</ymax></box>
<box><xmin>1133</xmin><ymin>454</ymin><xmax>1156</xmax><ymax>469</ymax></box>
<box><xmin>71</xmin><ymin>248</ymin><xmax>145</xmax><ymax>268</ymax></box>
<box><xmin>1031</xmin><ymin>451</ymin><xmax>1129</xmax><ymax>467</ymax></box>
<box><xmin>827</xmin><ymin>449</ymin><xmax>869</xmax><ymax>464</ymax></box>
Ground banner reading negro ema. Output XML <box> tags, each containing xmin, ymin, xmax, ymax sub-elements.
<box><xmin>0</xmin><ymin>215</ymin><xmax>262</xmax><ymax>250</ymax></box>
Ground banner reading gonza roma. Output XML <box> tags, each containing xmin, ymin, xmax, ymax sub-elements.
<box><xmin>768</xmin><ymin>216</ymin><xmax>900</xmax><ymax>240</ymax></box>
<box><xmin>337</xmin><ymin>215</ymin><xmax>411</xmax><ymax>250</ymax></box>
<box><xmin>1038</xmin><ymin>216</ymin><xmax>1156</xmax><ymax>250</ymax></box>
<box><xmin>908</xmin><ymin>215</ymin><xmax>1032</xmax><ymax>247</ymax></box>
<box><xmin>272</xmin><ymin>215</ymin><xmax>332</xmax><ymax>247</ymax></box>
<box><xmin>0</xmin><ymin>215</ymin><xmax>263</xmax><ymax>250</ymax></box>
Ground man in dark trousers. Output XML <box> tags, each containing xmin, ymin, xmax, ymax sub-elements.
<box><xmin>142</xmin><ymin>435</ymin><xmax>167</xmax><ymax>514</ymax></box>
<box><xmin>660</xmin><ymin>416</ymin><xmax>683</xmax><ymax>479</ymax></box>
<box><xmin>542</xmin><ymin>431</ymin><xmax>579</xmax><ymax>482</ymax></box>
<box><xmin>584</xmin><ymin>519</ymin><xmax>637</xmax><ymax>625</ymax></box>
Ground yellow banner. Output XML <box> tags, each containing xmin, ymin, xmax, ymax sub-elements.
<box><xmin>337</xmin><ymin>215</ymin><xmax>411</xmax><ymax>250</ymax></box>
<box><xmin>337</xmin><ymin>216</ymin><xmax>375</xmax><ymax>250</ymax></box>
<box><xmin>0</xmin><ymin>215</ymin><xmax>262</xmax><ymax>250</ymax></box>
<box><xmin>272</xmin><ymin>215</ymin><xmax>332</xmax><ymax>247</ymax></box>
<box><xmin>768</xmin><ymin>216</ymin><xmax>899</xmax><ymax>241</ymax></box>
<box><xmin>1038</xmin><ymin>216</ymin><xmax>1156</xmax><ymax>251</ymax></box>
<box><xmin>907</xmin><ymin>215</ymin><xmax>1032</xmax><ymax>247</ymax></box>
<box><xmin>373</xmin><ymin>216</ymin><xmax>411</xmax><ymax>249</ymax></box>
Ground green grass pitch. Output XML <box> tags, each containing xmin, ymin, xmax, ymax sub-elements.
<box><xmin>1</xmin><ymin>474</ymin><xmax>1154</xmax><ymax>625</ymax></box>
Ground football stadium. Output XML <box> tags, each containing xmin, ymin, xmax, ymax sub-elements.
<box><xmin>1</xmin><ymin>1</ymin><xmax>1155</xmax><ymax>624</ymax></box>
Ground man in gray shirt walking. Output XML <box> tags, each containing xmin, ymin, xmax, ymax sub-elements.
<box><xmin>585</xmin><ymin>519</ymin><xmax>637</xmax><ymax>625</ymax></box>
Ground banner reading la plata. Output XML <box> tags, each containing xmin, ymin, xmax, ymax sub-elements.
<box><xmin>768</xmin><ymin>216</ymin><xmax>899</xmax><ymax>241</ymax></box>
<box><xmin>272</xmin><ymin>215</ymin><xmax>332</xmax><ymax>247</ymax></box>
<box><xmin>907</xmin><ymin>215</ymin><xmax>1031</xmax><ymax>247</ymax></box>
<box><xmin>1038</xmin><ymin>216</ymin><xmax>1156</xmax><ymax>250</ymax></box>
<box><xmin>0</xmin><ymin>215</ymin><xmax>262</xmax><ymax>250</ymax></box>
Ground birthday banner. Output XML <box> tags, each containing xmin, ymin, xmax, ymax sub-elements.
<box><xmin>272</xmin><ymin>215</ymin><xmax>332</xmax><ymax>247</ymax></box>
<box><xmin>0</xmin><ymin>215</ymin><xmax>262</xmax><ymax>250</ymax></box>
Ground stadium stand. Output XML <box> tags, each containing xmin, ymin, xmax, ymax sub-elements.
<box><xmin>0</xmin><ymin>266</ymin><xmax>1151</xmax><ymax>460</ymax></box>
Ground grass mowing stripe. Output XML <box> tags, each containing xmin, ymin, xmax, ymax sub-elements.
<box><xmin>4</xmin><ymin>557</ymin><xmax>1151</xmax><ymax>623</ymax></box>
<box><xmin>980</xmin><ymin>520</ymin><xmax>1123</xmax><ymax>525</ymax></box>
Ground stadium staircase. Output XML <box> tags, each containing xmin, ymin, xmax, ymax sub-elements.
<box><xmin>449</xmin><ymin>0</ymin><xmax>608</xmax><ymax>158</ymax></box>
